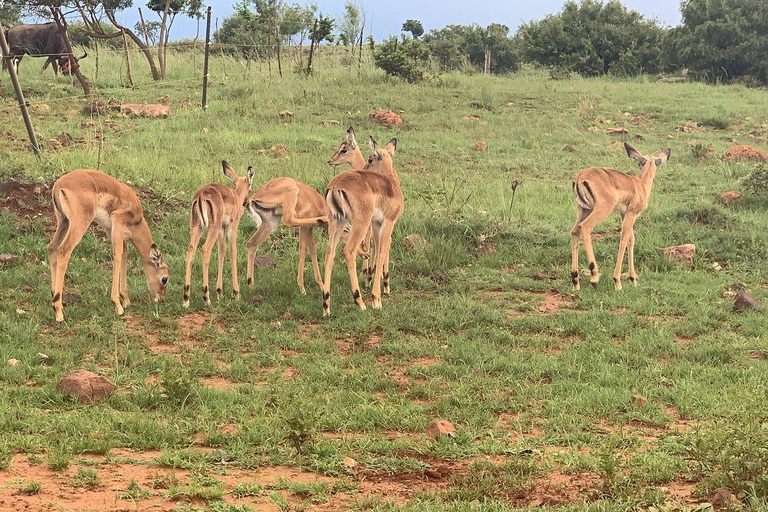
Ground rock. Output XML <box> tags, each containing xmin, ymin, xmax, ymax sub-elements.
<box><xmin>342</xmin><ymin>456</ymin><xmax>358</xmax><ymax>469</ymax></box>
<box><xmin>604</xmin><ymin>128</ymin><xmax>628</xmax><ymax>135</ymax></box>
<box><xmin>247</xmin><ymin>295</ymin><xmax>264</xmax><ymax>306</ymax></box>
<box><xmin>563</xmin><ymin>144</ymin><xmax>576</xmax><ymax>152</ymax></box>
<box><xmin>269</xmin><ymin>144</ymin><xmax>290</xmax><ymax>158</ymax></box>
<box><xmin>255</xmin><ymin>255</ymin><xmax>276</xmax><ymax>268</ymax></box>
<box><xmin>473</xmin><ymin>141</ymin><xmax>487</xmax><ymax>151</ymax></box>
<box><xmin>321</xmin><ymin>120</ymin><xmax>340</xmax><ymax>126</ymax></box>
<box><xmin>83</xmin><ymin>101</ymin><xmax>105</xmax><ymax>116</ymax></box>
<box><xmin>369</xmin><ymin>109</ymin><xmax>404</xmax><ymax>128</ymax></box>
<box><xmin>711</xmin><ymin>487</ymin><xmax>739</xmax><ymax>510</ymax></box>
<box><xmin>0</xmin><ymin>254</ymin><xmax>18</xmax><ymax>264</ymax></box>
<box><xmin>7</xmin><ymin>359</ymin><xmax>19</xmax><ymax>367</ymax></box>
<box><xmin>630</xmin><ymin>394</ymin><xmax>647</xmax><ymax>408</ymax></box>
<box><xmin>734</xmin><ymin>290</ymin><xmax>763</xmax><ymax>311</ymax></box>
<box><xmin>717</xmin><ymin>190</ymin><xmax>743</xmax><ymax>206</ymax></box>
<box><xmin>401</xmin><ymin>234</ymin><xmax>431</xmax><ymax>251</ymax></box>
<box><xmin>426</xmin><ymin>419</ymin><xmax>455</xmax><ymax>439</ymax></box>
<box><xmin>531</xmin><ymin>270</ymin><xmax>549</xmax><ymax>281</ymax></box>
<box><xmin>21</xmin><ymin>285</ymin><xmax>33</xmax><ymax>293</ymax></box>
<box><xmin>462</xmin><ymin>114</ymin><xmax>482</xmax><ymax>122</ymax></box>
<box><xmin>63</xmin><ymin>292</ymin><xmax>82</xmax><ymax>305</ymax></box>
<box><xmin>475</xmin><ymin>243</ymin><xmax>496</xmax><ymax>256</ymax></box>
<box><xmin>721</xmin><ymin>144</ymin><xmax>768</xmax><ymax>162</ymax></box>
<box><xmin>120</xmin><ymin>103</ymin><xmax>171</xmax><ymax>119</ymax></box>
<box><xmin>658</xmin><ymin>244</ymin><xmax>695</xmax><ymax>265</ymax></box>
<box><xmin>55</xmin><ymin>370</ymin><xmax>116</xmax><ymax>403</ymax></box>
<box><xmin>279</xmin><ymin>109</ymin><xmax>293</xmax><ymax>118</ymax></box>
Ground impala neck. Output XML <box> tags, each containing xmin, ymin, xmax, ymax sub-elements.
<box><xmin>639</xmin><ymin>163</ymin><xmax>658</xmax><ymax>201</ymax></box>
<box><xmin>131</xmin><ymin>221</ymin><xmax>156</xmax><ymax>273</ymax></box>
<box><xmin>351</xmin><ymin>148</ymin><xmax>367</xmax><ymax>169</ymax></box>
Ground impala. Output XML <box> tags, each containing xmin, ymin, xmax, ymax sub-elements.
<box><xmin>570</xmin><ymin>142</ymin><xmax>671</xmax><ymax>291</ymax></box>
<box><xmin>183</xmin><ymin>161</ymin><xmax>254</xmax><ymax>307</ymax></box>
<box><xmin>48</xmin><ymin>169</ymin><xmax>169</xmax><ymax>322</ymax></box>
<box><xmin>322</xmin><ymin>136</ymin><xmax>402</xmax><ymax>316</ymax></box>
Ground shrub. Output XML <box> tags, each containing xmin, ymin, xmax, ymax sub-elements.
<box><xmin>742</xmin><ymin>164</ymin><xmax>768</xmax><ymax>195</ymax></box>
<box><xmin>373</xmin><ymin>36</ymin><xmax>429</xmax><ymax>82</ymax></box>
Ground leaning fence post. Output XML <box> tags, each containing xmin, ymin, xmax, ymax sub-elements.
<box><xmin>0</xmin><ymin>23</ymin><xmax>40</xmax><ymax>155</ymax></box>
<box><xmin>202</xmin><ymin>6</ymin><xmax>212</xmax><ymax>110</ymax></box>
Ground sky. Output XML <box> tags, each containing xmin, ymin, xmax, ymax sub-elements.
<box><xmin>49</xmin><ymin>0</ymin><xmax>684</xmax><ymax>41</ymax></box>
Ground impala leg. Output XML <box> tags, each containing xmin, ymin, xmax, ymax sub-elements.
<box><xmin>322</xmin><ymin>220</ymin><xmax>347</xmax><ymax>316</ymax></box>
<box><xmin>627</xmin><ymin>228</ymin><xmax>638</xmax><ymax>286</ymax></box>
<box><xmin>245</xmin><ymin>221</ymin><xmax>275</xmax><ymax>289</ymax></box>
<box><xmin>119</xmin><ymin>241</ymin><xmax>130</xmax><ymax>309</ymax></box>
<box><xmin>282</xmin><ymin>191</ymin><xmax>326</xmax><ymax>227</ymax></box>
<box><xmin>307</xmin><ymin>228</ymin><xmax>323</xmax><ymax>291</ymax></box>
<box><xmin>183</xmin><ymin>225</ymin><xmax>203</xmax><ymax>307</ymax></box>
<box><xmin>570</xmin><ymin>207</ymin><xmax>590</xmax><ymax>291</ymax></box>
<box><xmin>48</xmin><ymin>210</ymin><xmax>69</xmax><ymax>307</ymax></box>
<box><xmin>110</xmin><ymin>228</ymin><xmax>126</xmax><ymax>315</ymax></box>
<box><xmin>381</xmin><ymin>233</ymin><xmax>392</xmax><ymax>298</ymax></box>
<box><xmin>297</xmin><ymin>227</ymin><xmax>310</xmax><ymax>295</ymax></box>
<box><xmin>216</xmin><ymin>230</ymin><xmax>226</xmax><ymax>299</ymax></box>
<box><xmin>51</xmin><ymin>219</ymin><xmax>90</xmax><ymax>322</ymax></box>
<box><xmin>364</xmin><ymin>225</ymin><xmax>375</xmax><ymax>288</ymax></box>
<box><xmin>228</xmin><ymin>224</ymin><xmax>240</xmax><ymax>299</ymax></box>
<box><xmin>577</xmin><ymin>204</ymin><xmax>613</xmax><ymax>289</ymax></box>
<box><xmin>371</xmin><ymin>222</ymin><xmax>394</xmax><ymax>309</ymax></box>
<box><xmin>613</xmin><ymin>213</ymin><xmax>638</xmax><ymax>291</ymax></box>
<box><xmin>342</xmin><ymin>216</ymin><xmax>371</xmax><ymax>311</ymax></box>
<box><xmin>200</xmin><ymin>225</ymin><xmax>219</xmax><ymax>305</ymax></box>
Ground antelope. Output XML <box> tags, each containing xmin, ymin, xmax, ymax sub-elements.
<box><xmin>327</xmin><ymin>127</ymin><xmax>377</xmax><ymax>285</ymax></box>
<box><xmin>183</xmin><ymin>161</ymin><xmax>254</xmax><ymax>307</ymax></box>
<box><xmin>570</xmin><ymin>142</ymin><xmax>671</xmax><ymax>291</ymax></box>
<box><xmin>322</xmin><ymin>136</ymin><xmax>402</xmax><ymax>316</ymax></box>
<box><xmin>48</xmin><ymin>169</ymin><xmax>169</xmax><ymax>322</ymax></box>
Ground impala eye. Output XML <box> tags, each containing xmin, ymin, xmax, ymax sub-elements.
<box><xmin>367</xmin><ymin>157</ymin><xmax>373</xmax><ymax>164</ymax></box>
<box><xmin>340</xmin><ymin>149</ymin><xmax>348</xmax><ymax>154</ymax></box>
<box><xmin>161</xmin><ymin>276</ymin><xmax>169</xmax><ymax>286</ymax></box>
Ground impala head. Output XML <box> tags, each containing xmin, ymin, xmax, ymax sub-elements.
<box><xmin>625</xmin><ymin>143</ymin><xmax>671</xmax><ymax>174</ymax></box>
<box><xmin>364</xmin><ymin>136</ymin><xmax>397</xmax><ymax>171</ymax></box>
<box><xmin>327</xmin><ymin>127</ymin><xmax>360</xmax><ymax>166</ymax></box>
<box><xmin>222</xmin><ymin>160</ymin><xmax>255</xmax><ymax>201</ymax></box>
<box><xmin>147</xmin><ymin>244</ymin><xmax>169</xmax><ymax>302</ymax></box>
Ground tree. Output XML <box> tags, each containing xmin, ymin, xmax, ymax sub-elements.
<box><xmin>146</xmin><ymin>0</ymin><xmax>202</xmax><ymax>78</ymax></box>
<box><xmin>338</xmin><ymin>0</ymin><xmax>360</xmax><ymax>46</ymax></box>
<box><xmin>424</xmin><ymin>23</ymin><xmax>519</xmax><ymax>74</ymax></box>
<box><xmin>373</xmin><ymin>35</ymin><xmax>429</xmax><ymax>82</ymax></box>
<box><xmin>135</xmin><ymin>20</ymin><xmax>160</xmax><ymax>45</ymax></box>
<box><xmin>0</xmin><ymin>1</ymin><xmax>21</xmax><ymax>27</ymax></box>
<box><xmin>666</xmin><ymin>0</ymin><xmax>768</xmax><ymax>84</ymax></box>
<box><xmin>515</xmin><ymin>0</ymin><xmax>664</xmax><ymax>76</ymax></box>
<box><xmin>402</xmin><ymin>19</ymin><xmax>423</xmax><ymax>39</ymax></box>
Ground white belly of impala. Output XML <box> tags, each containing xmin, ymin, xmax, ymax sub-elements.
<box><xmin>93</xmin><ymin>208</ymin><xmax>112</xmax><ymax>231</ymax></box>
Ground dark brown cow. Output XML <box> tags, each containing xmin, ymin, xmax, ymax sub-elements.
<box><xmin>3</xmin><ymin>22</ymin><xmax>87</xmax><ymax>75</ymax></box>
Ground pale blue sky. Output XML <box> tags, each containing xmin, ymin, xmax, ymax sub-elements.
<box><xmin>106</xmin><ymin>0</ymin><xmax>684</xmax><ymax>41</ymax></box>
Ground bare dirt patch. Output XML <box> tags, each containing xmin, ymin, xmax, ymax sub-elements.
<box><xmin>0</xmin><ymin>179</ymin><xmax>54</xmax><ymax>233</ymax></box>
<box><xmin>533</xmin><ymin>470</ymin><xmax>601</xmax><ymax>505</ymax></box>
<box><xmin>201</xmin><ymin>376</ymin><xmax>240</xmax><ymax>390</ymax></box>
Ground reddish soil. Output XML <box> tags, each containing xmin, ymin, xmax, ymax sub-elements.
<box><xmin>721</xmin><ymin>144</ymin><xmax>768</xmax><ymax>162</ymax></box>
<box><xmin>0</xmin><ymin>179</ymin><xmax>54</xmax><ymax>234</ymax></box>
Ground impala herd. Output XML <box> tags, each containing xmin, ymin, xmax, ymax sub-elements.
<box><xmin>47</xmin><ymin>126</ymin><xmax>670</xmax><ymax>322</ymax></box>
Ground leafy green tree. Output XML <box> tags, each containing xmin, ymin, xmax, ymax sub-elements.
<box><xmin>516</xmin><ymin>0</ymin><xmax>664</xmax><ymax>76</ymax></box>
<box><xmin>0</xmin><ymin>1</ymin><xmax>21</xmax><ymax>27</ymax></box>
<box><xmin>402</xmin><ymin>19</ymin><xmax>423</xmax><ymax>39</ymax></box>
<box><xmin>424</xmin><ymin>23</ymin><xmax>519</xmax><ymax>74</ymax></box>
<box><xmin>665</xmin><ymin>0</ymin><xmax>768</xmax><ymax>84</ymax></box>
<box><xmin>373</xmin><ymin>35</ymin><xmax>429</xmax><ymax>82</ymax></box>
<box><xmin>338</xmin><ymin>0</ymin><xmax>360</xmax><ymax>46</ymax></box>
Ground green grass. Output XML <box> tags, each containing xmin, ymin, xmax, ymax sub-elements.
<box><xmin>1</xmin><ymin>49</ymin><xmax>768</xmax><ymax>510</ymax></box>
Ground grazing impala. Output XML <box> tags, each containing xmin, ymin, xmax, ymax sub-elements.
<box><xmin>570</xmin><ymin>142</ymin><xmax>671</xmax><ymax>291</ymax></box>
<box><xmin>183</xmin><ymin>161</ymin><xmax>254</xmax><ymax>307</ymax></box>
<box><xmin>322</xmin><ymin>136</ymin><xmax>402</xmax><ymax>316</ymax></box>
<box><xmin>48</xmin><ymin>170</ymin><xmax>169</xmax><ymax>322</ymax></box>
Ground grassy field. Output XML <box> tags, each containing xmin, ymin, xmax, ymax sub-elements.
<box><xmin>1</xmin><ymin>49</ymin><xmax>768</xmax><ymax>511</ymax></box>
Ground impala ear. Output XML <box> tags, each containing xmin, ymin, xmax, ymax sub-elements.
<box><xmin>346</xmin><ymin>127</ymin><xmax>357</xmax><ymax>148</ymax></box>
<box><xmin>624</xmin><ymin>143</ymin><xmax>647</xmax><ymax>167</ymax></box>
<box><xmin>654</xmin><ymin>148</ymin><xmax>671</xmax><ymax>167</ymax></box>
<box><xmin>222</xmin><ymin>160</ymin><xmax>237</xmax><ymax>183</ymax></box>
<box><xmin>150</xmin><ymin>244</ymin><xmax>163</xmax><ymax>268</ymax></box>
<box><xmin>247</xmin><ymin>165</ymin><xmax>254</xmax><ymax>186</ymax></box>
<box><xmin>385</xmin><ymin>138</ymin><xmax>397</xmax><ymax>156</ymax></box>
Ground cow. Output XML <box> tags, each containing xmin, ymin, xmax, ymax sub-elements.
<box><xmin>3</xmin><ymin>23</ymin><xmax>87</xmax><ymax>76</ymax></box>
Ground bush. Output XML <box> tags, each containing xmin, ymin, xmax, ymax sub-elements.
<box><xmin>373</xmin><ymin>36</ymin><xmax>429</xmax><ymax>82</ymax></box>
<box><xmin>424</xmin><ymin>23</ymin><xmax>520</xmax><ymax>74</ymax></box>
<box><xmin>742</xmin><ymin>164</ymin><xmax>768</xmax><ymax>195</ymax></box>
<box><xmin>516</xmin><ymin>0</ymin><xmax>664</xmax><ymax>76</ymax></box>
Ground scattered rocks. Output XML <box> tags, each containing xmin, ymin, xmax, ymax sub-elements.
<box><xmin>255</xmin><ymin>255</ymin><xmax>277</xmax><ymax>268</ymax></box>
<box><xmin>321</xmin><ymin>120</ymin><xmax>340</xmax><ymax>126</ymax></box>
<box><xmin>604</xmin><ymin>128</ymin><xmax>628</xmax><ymax>135</ymax></box>
<box><xmin>401</xmin><ymin>234</ymin><xmax>431</xmax><ymax>251</ymax></box>
<box><xmin>473</xmin><ymin>140</ymin><xmax>487</xmax><ymax>151</ymax></box>
<box><xmin>630</xmin><ymin>394</ymin><xmax>647</xmax><ymax>408</ymax></box>
<box><xmin>55</xmin><ymin>370</ymin><xmax>116</xmax><ymax>403</ymax></box>
<box><xmin>369</xmin><ymin>109</ymin><xmax>404</xmax><ymax>128</ymax></box>
<box><xmin>717</xmin><ymin>190</ymin><xmax>743</xmax><ymax>206</ymax></box>
<box><xmin>279</xmin><ymin>109</ymin><xmax>293</xmax><ymax>118</ymax></box>
<box><xmin>0</xmin><ymin>253</ymin><xmax>18</xmax><ymax>264</ymax></box>
<box><xmin>120</xmin><ymin>103</ymin><xmax>171</xmax><ymax>119</ymax></box>
<box><xmin>426</xmin><ymin>419</ymin><xmax>455</xmax><ymax>439</ymax></box>
<box><xmin>734</xmin><ymin>290</ymin><xmax>763</xmax><ymax>312</ymax></box>
<box><xmin>7</xmin><ymin>359</ymin><xmax>19</xmax><ymax>367</ymax></box>
<box><xmin>658</xmin><ymin>244</ymin><xmax>695</xmax><ymax>265</ymax></box>
<box><xmin>83</xmin><ymin>100</ymin><xmax>105</xmax><ymax>116</ymax></box>
<box><xmin>721</xmin><ymin>144</ymin><xmax>768</xmax><ymax>162</ymax></box>
<box><xmin>563</xmin><ymin>144</ymin><xmax>576</xmax><ymax>152</ymax></box>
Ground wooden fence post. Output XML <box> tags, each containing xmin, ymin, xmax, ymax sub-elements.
<box><xmin>0</xmin><ymin>23</ymin><xmax>40</xmax><ymax>155</ymax></box>
<box><xmin>123</xmin><ymin>32</ymin><xmax>135</xmax><ymax>88</ymax></box>
<box><xmin>202</xmin><ymin>6</ymin><xmax>212</xmax><ymax>110</ymax></box>
<box><xmin>306</xmin><ymin>18</ymin><xmax>318</xmax><ymax>75</ymax></box>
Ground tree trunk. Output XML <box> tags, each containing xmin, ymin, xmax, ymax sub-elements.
<box><xmin>104</xmin><ymin>10</ymin><xmax>161</xmax><ymax>80</ymax></box>
<box><xmin>158</xmin><ymin>0</ymin><xmax>172</xmax><ymax>79</ymax></box>
<box><xmin>51</xmin><ymin>8</ymin><xmax>91</xmax><ymax>97</ymax></box>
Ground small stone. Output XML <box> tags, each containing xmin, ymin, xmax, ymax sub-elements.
<box><xmin>255</xmin><ymin>255</ymin><xmax>276</xmax><ymax>268</ymax></box>
<box><xmin>21</xmin><ymin>285</ymin><xmax>33</xmax><ymax>293</ymax></box>
<box><xmin>473</xmin><ymin>141</ymin><xmax>487</xmax><ymax>151</ymax></box>
<box><xmin>37</xmin><ymin>353</ymin><xmax>50</xmax><ymax>364</ymax></box>
<box><xmin>7</xmin><ymin>359</ymin><xmax>19</xmax><ymax>367</ymax></box>
<box><xmin>717</xmin><ymin>190</ymin><xmax>743</xmax><ymax>206</ymax></box>
<box><xmin>734</xmin><ymin>290</ymin><xmax>763</xmax><ymax>311</ymax></box>
<box><xmin>563</xmin><ymin>144</ymin><xmax>576</xmax><ymax>152</ymax></box>
<box><xmin>531</xmin><ymin>270</ymin><xmax>549</xmax><ymax>281</ymax></box>
<box><xmin>426</xmin><ymin>419</ymin><xmax>455</xmax><ymax>439</ymax></box>
<box><xmin>282</xmin><ymin>311</ymin><xmax>292</xmax><ymax>319</ymax></box>
<box><xmin>342</xmin><ymin>456</ymin><xmax>358</xmax><ymax>469</ymax></box>
<box><xmin>247</xmin><ymin>295</ymin><xmax>264</xmax><ymax>306</ymax></box>
<box><xmin>369</xmin><ymin>109</ymin><xmax>404</xmax><ymax>128</ymax></box>
<box><xmin>711</xmin><ymin>487</ymin><xmax>739</xmax><ymax>510</ymax></box>
<box><xmin>630</xmin><ymin>394</ymin><xmax>647</xmax><ymax>408</ymax></box>
<box><xmin>120</xmin><ymin>103</ymin><xmax>171</xmax><ymax>119</ymax></box>
<box><xmin>658</xmin><ymin>244</ymin><xmax>695</xmax><ymax>265</ymax></box>
<box><xmin>604</xmin><ymin>128</ymin><xmax>628</xmax><ymax>135</ymax></box>
<box><xmin>279</xmin><ymin>109</ymin><xmax>293</xmax><ymax>118</ymax></box>
<box><xmin>273</xmin><ymin>321</ymin><xmax>282</xmax><ymax>330</ymax></box>
<box><xmin>0</xmin><ymin>254</ymin><xmax>18</xmax><ymax>264</ymax></box>
<box><xmin>56</xmin><ymin>370</ymin><xmax>116</xmax><ymax>403</ymax></box>
<box><xmin>321</xmin><ymin>120</ymin><xmax>340</xmax><ymax>126</ymax></box>
<box><xmin>401</xmin><ymin>234</ymin><xmax>430</xmax><ymax>251</ymax></box>
<box><xmin>63</xmin><ymin>292</ymin><xmax>82</xmax><ymax>304</ymax></box>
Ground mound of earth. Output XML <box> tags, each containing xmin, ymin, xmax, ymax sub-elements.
<box><xmin>721</xmin><ymin>144</ymin><xmax>768</xmax><ymax>162</ymax></box>
<box><xmin>369</xmin><ymin>109</ymin><xmax>404</xmax><ymax>128</ymax></box>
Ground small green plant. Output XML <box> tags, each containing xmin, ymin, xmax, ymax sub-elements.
<box><xmin>72</xmin><ymin>467</ymin><xmax>100</xmax><ymax>488</ymax></box>
<box><xmin>280</xmin><ymin>394</ymin><xmax>323</xmax><ymax>456</ymax></box>
<box><xmin>269</xmin><ymin>491</ymin><xmax>291</xmax><ymax>512</ymax></box>
<box><xmin>699</xmin><ymin>114</ymin><xmax>730</xmax><ymax>130</ymax></box>
<box><xmin>443</xmin><ymin>457</ymin><xmax>538</xmax><ymax>501</ymax></box>
<box><xmin>18</xmin><ymin>481</ymin><xmax>42</xmax><ymax>495</ymax></box>
<box><xmin>232</xmin><ymin>481</ymin><xmax>262</xmax><ymax>498</ymax></box>
<box><xmin>691</xmin><ymin>141</ymin><xmax>711</xmax><ymax>160</ymax></box>
<box><xmin>742</xmin><ymin>164</ymin><xmax>768</xmax><ymax>194</ymax></box>
<box><xmin>118</xmin><ymin>479</ymin><xmax>151</xmax><ymax>501</ymax></box>
<box><xmin>161</xmin><ymin>366</ymin><xmax>198</xmax><ymax>406</ymax></box>
<box><xmin>47</xmin><ymin>444</ymin><xmax>72</xmax><ymax>472</ymax></box>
